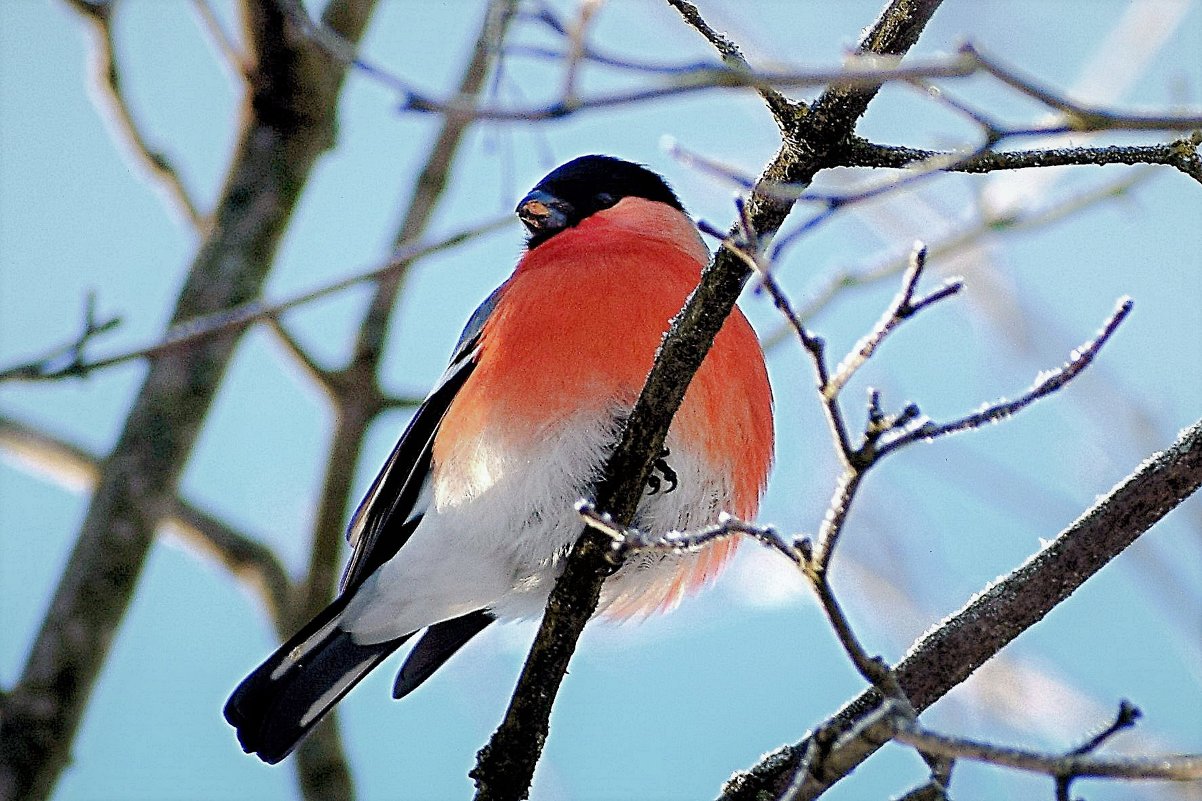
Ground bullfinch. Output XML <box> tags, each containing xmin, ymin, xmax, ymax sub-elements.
<box><xmin>224</xmin><ymin>155</ymin><xmax>774</xmax><ymax>763</ymax></box>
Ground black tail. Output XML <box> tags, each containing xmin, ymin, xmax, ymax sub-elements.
<box><xmin>224</xmin><ymin>594</ymin><xmax>411</xmax><ymax>764</ymax></box>
<box><xmin>392</xmin><ymin>610</ymin><xmax>494</xmax><ymax>699</ymax></box>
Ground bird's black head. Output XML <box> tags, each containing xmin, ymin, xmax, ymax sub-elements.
<box><xmin>516</xmin><ymin>155</ymin><xmax>685</xmax><ymax>248</ymax></box>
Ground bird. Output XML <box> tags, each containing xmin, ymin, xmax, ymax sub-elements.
<box><xmin>223</xmin><ymin>154</ymin><xmax>774</xmax><ymax>764</ymax></box>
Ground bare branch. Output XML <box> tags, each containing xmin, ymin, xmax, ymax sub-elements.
<box><xmin>0</xmin><ymin>292</ymin><xmax>121</xmax><ymax>382</ymax></box>
<box><xmin>722</xmin><ymin>419</ymin><xmax>1202</xmax><ymax>801</ymax></box>
<box><xmin>0</xmin><ymin>413</ymin><xmax>290</xmax><ymax>621</ymax></box>
<box><xmin>892</xmin><ymin>718</ymin><xmax>1202</xmax><ymax>785</ymax></box>
<box><xmin>0</xmin><ymin>216</ymin><xmax>508</xmax><ymax>385</ymax></box>
<box><xmin>1070</xmin><ymin>701</ymin><xmax>1142</xmax><ymax>757</ymax></box>
<box><xmin>62</xmin><ymin>0</ymin><xmax>206</xmax><ymax>229</ymax></box>
<box><xmin>164</xmin><ymin>504</ymin><xmax>292</xmax><ymax>622</ymax></box>
<box><xmin>823</xmin><ymin>244</ymin><xmax>963</xmax><ymax>400</ymax></box>
<box><xmin>964</xmin><ymin>42</ymin><xmax>1202</xmax><ymax>133</ymax></box>
<box><xmin>577</xmin><ymin>503</ymin><xmax>803</xmax><ymax>567</ymax></box>
<box><xmin>470</xmin><ymin>4</ymin><xmax>950</xmax><ymax>799</ymax></box>
<box><xmin>878</xmin><ymin>297</ymin><xmax>1134</xmax><ymax>456</ymax></box>
<box><xmin>837</xmin><ymin>135</ymin><xmax>1202</xmax><ymax>184</ymax></box>
<box><xmin>190</xmin><ymin>0</ymin><xmax>246</xmax><ymax>74</ymax></box>
<box><xmin>763</xmin><ymin>170</ymin><xmax>1150</xmax><ymax>352</ymax></box>
<box><xmin>264</xmin><ymin>317</ymin><xmax>341</xmax><ymax>402</ymax></box>
<box><xmin>665</xmin><ymin>0</ymin><xmax>801</xmax><ymax>124</ymax></box>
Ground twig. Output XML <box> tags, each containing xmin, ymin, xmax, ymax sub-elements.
<box><xmin>577</xmin><ymin>502</ymin><xmax>803</xmax><ymax>567</ymax></box>
<box><xmin>0</xmin><ymin>292</ymin><xmax>121</xmax><ymax>382</ymax></box>
<box><xmin>190</xmin><ymin>0</ymin><xmax>246</xmax><ymax>73</ymax></box>
<box><xmin>264</xmin><ymin>318</ymin><xmax>341</xmax><ymax>401</ymax></box>
<box><xmin>665</xmin><ymin>0</ymin><xmax>801</xmax><ymax>125</ymax></box>
<box><xmin>62</xmin><ymin>0</ymin><xmax>206</xmax><ymax>229</ymax></box>
<box><xmin>559</xmin><ymin>0</ymin><xmax>601</xmax><ymax>103</ymax></box>
<box><xmin>721</xmin><ymin>420</ymin><xmax>1202</xmax><ymax>801</ymax></box>
<box><xmin>823</xmin><ymin>245</ymin><xmax>963</xmax><ymax>400</ymax></box>
<box><xmin>877</xmin><ymin>297</ymin><xmax>1133</xmax><ymax>457</ymax></box>
<box><xmin>891</xmin><ymin>718</ymin><xmax>1202</xmax><ymax>785</ymax></box>
<box><xmin>964</xmin><ymin>42</ymin><xmax>1202</xmax><ymax>133</ymax></box>
<box><xmin>0</xmin><ymin>216</ymin><xmax>508</xmax><ymax>384</ymax></box>
<box><xmin>1070</xmin><ymin>701</ymin><xmax>1142</xmax><ymax>757</ymax></box>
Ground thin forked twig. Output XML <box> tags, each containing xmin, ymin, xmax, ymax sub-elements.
<box><xmin>824</xmin><ymin>245</ymin><xmax>963</xmax><ymax>400</ymax></box>
<box><xmin>0</xmin><ymin>292</ymin><xmax>121</xmax><ymax>382</ymax></box>
<box><xmin>878</xmin><ymin>296</ymin><xmax>1133</xmax><ymax>457</ymax></box>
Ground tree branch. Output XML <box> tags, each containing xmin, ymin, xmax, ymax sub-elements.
<box><xmin>0</xmin><ymin>413</ymin><xmax>290</xmax><ymax>628</ymax></box>
<box><xmin>0</xmin><ymin>0</ymin><xmax>377</xmax><ymax>798</ymax></box>
<box><xmin>666</xmin><ymin>0</ymin><xmax>801</xmax><ymax>125</ymax></box>
<box><xmin>720</xmin><ymin>418</ymin><xmax>1202</xmax><ymax>801</ymax></box>
<box><xmin>891</xmin><ymin>717</ymin><xmax>1202</xmax><ymax>786</ymax></box>
<box><xmin>836</xmin><ymin>135</ymin><xmax>1202</xmax><ymax>184</ymax></box>
<box><xmin>62</xmin><ymin>0</ymin><xmax>206</xmax><ymax>229</ymax></box>
<box><xmin>469</xmin><ymin>3</ymin><xmax>949</xmax><ymax>799</ymax></box>
<box><xmin>0</xmin><ymin>216</ymin><xmax>508</xmax><ymax>385</ymax></box>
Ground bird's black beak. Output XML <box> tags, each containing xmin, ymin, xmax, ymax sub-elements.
<box><xmin>516</xmin><ymin>189</ymin><xmax>572</xmax><ymax>236</ymax></box>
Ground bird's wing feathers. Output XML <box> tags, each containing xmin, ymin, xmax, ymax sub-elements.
<box><xmin>340</xmin><ymin>286</ymin><xmax>504</xmax><ymax>593</ymax></box>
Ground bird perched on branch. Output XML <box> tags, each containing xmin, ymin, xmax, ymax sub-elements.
<box><xmin>224</xmin><ymin>155</ymin><xmax>774</xmax><ymax>763</ymax></box>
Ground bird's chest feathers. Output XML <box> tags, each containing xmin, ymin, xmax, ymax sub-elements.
<box><xmin>462</xmin><ymin>226</ymin><xmax>709</xmax><ymax>427</ymax></box>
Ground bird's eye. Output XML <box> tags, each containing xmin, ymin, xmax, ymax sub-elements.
<box><xmin>595</xmin><ymin>192</ymin><xmax>616</xmax><ymax>209</ymax></box>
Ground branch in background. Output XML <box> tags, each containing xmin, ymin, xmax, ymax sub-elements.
<box><xmin>399</xmin><ymin>45</ymin><xmax>1202</xmax><ymax>130</ymax></box>
<box><xmin>761</xmin><ymin>170</ymin><xmax>1149</xmax><ymax>352</ymax></box>
<box><xmin>0</xmin><ymin>292</ymin><xmax>120</xmax><ymax>383</ymax></box>
<box><xmin>0</xmin><ymin>413</ymin><xmax>289</xmax><ymax>622</ymax></box>
<box><xmin>264</xmin><ymin>318</ymin><xmax>342</xmax><ymax>403</ymax></box>
<box><xmin>665</xmin><ymin>0</ymin><xmax>801</xmax><ymax>126</ymax></box>
<box><xmin>891</xmin><ymin>706</ymin><xmax>1202</xmax><ymax>793</ymax></box>
<box><xmin>281</xmin><ymin>3</ymin><xmax>1202</xmax><ymax>138</ymax></box>
<box><xmin>62</xmin><ymin>0</ymin><xmax>206</xmax><ymax>230</ymax></box>
<box><xmin>0</xmin><ymin>215</ymin><xmax>508</xmax><ymax>386</ymax></box>
<box><xmin>0</xmin><ymin>0</ymin><xmax>378</xmax><ymax>798</ymax></box>
<box><xmin>190</xmin><ymin>0</ymin><xmax>247</xmax><ymax>74</ymax></box>
<box><xmin>964</xmin><ymin>41</ymin><xmax>1200</xmax><ymax>133</ymax></box>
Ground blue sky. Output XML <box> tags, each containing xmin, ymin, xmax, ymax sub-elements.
<box><xmin>2</xmin><ymin>1</ymin><xmax>1200</xmax><ymax>799</ymax></box>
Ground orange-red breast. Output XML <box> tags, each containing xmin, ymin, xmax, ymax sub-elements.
<box><xmin>225</xmin><ymin>155</ymin><xmax>773</xmax><ymax>763</ymax></box>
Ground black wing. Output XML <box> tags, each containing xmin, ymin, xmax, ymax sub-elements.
<box><xmin>339</xmin><ymin>286</ymin><xmax>504</xmax><ymax>593</ymax></box>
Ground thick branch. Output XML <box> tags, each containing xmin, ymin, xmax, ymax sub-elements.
<box><xmin>720</xmin><ymin>418</ymin><xmax>1202</xmax><ymax>801</ymax></box>
<box><xmin>0</xmin><ymin>1</ymin><xmax>376</xmax><ymax>799</ymax></box>
<box><xmin>469</xmin><ymin>3</ymin><xmax>948</xmax><ymax>800</ymax></box>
